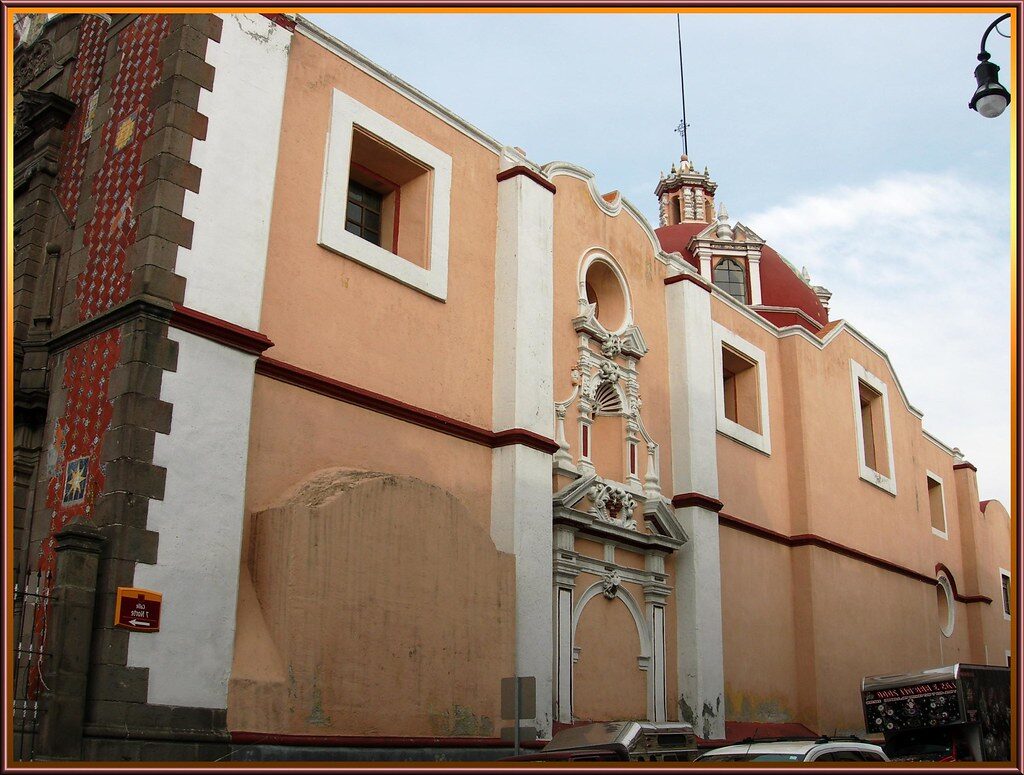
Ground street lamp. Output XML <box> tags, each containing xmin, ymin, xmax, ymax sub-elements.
<box><xmin>969</xmin><ymin>13</ymin><xmax>1011</xmax><ymax>118</ymax></box>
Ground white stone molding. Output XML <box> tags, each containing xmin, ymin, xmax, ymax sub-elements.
<box><xmin>849</xmin><ymin>359</ymin><xmax>897</xmax><ymax>495</ymax></box>
<box><xmin>296</xmin><ymin>16</ymin><xmax>516</xmax><ymax>157</ymax></box>
<box><xmin>936</xmin><ymin>572</ymin><xmax>955</xmax><ymax>637</ymax></box>
<box><xmin>746</xmin><ymin>245</ymin><xmax>763</xmax><ymax>306</ymax></box>
<box><xmin>319</xmin><ymin>88</ymin><xmax>453</xmax><ymax>301</ymax></box>
<box><xmin>665</xmin><ymin>275</ymin><xmax>725</xmax><ymax>740</ymax></box>
<box><xmin>543</xmin><ymin>161</ymin><xmax>663</xmax><ymax>257</ymax></box>
<box><xmin>577</xmin><ymin>249</ymin><xmax>634</xmax><ymax>335</ymax></box>
<box><xmin>572</xmin><ymin>580</ymin><xmax>652</xmax><ymax>665</ymax></box>
<box><xmin>128</xmin><ymin>14</ymin><xmax>291</xmax><ymax>710</ymax></box>
<box><xmin>926</xmin><ymin>469</ymin><xmax>948</xmax><ymax>540</ymax></box>
<box><xmin>711</xmin><ymin>322</ymin><xmax>772</xmax><ymax>456</ymax></box>
<box><xmin>490</xmin><ymin>146</ymin><xmax>556</xmax><ymax>738</ymax></box>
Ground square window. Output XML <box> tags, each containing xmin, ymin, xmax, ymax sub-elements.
<box><xmin>721</xmin><ymin>345</ymin><xmax>760</xmax><ymax>433</ymax></box>
<box><xmin>850</xmin><ymin>360</ymin><xmax>896</xmax><ymax>495</ymax></box>
<box><xmin>926</xmin><ymin>472</ymin><xmax>947</xmax><ymax>538</ymax></box>
<box><xmin>713</xmin><ymin>323</ymin><xmax>771</xmax><ymax>455</ymax></box>
<box><xmin>319</xmin><ymin>89</ymin><xmax>452</xmax><ymax>301</ymax></box>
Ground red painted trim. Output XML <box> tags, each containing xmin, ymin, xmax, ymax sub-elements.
<box><xmin>953</xmin><ymin>462</ymin><xmax>978</xmax><ymax>473</ymax></box>
<box><xmin>672</xmin><ymin>492</ymin><xmax>724</xmax><ymax>512</ymax></box>
<box><xmin>718</xmin><ymin>512</ymin><xmax>992</xmax><ymax>604</ymax></box>
<box><xmin>936</xmin><ymin>562</ymin><xmax>993</xmax><ymax>605</ymax></box>
<box><xmin>231</xmin><ymin>731</ymin><xmax>545</xmax><ymax>749</ymax></box>
<box><xmin>496</xmin><ymin>165</ymin><xmax>557</xmax><ymax>194</ymax></box>
<box><xmin>979</xmin><ymin>499</ymin><xmax>993</xmax><ymax>513</ymax></box>
<box><xmin>260</xmin><ymin>13</ymin><xmax>296</xmax><ymax>31</ymax></box>
<box><xmin>664</xmin><ymin>272</ymin><xmax>712</xmax><ymax>292</ymax></box>
<box><xmin>255</xmin><ymin>355</ymin><xmax>559</xmax><ymax>455</ymax></box>
<box><xmin>169</xmin><ymin>305</ymin><xmax>274</xmax><ymax>355</ymax></box>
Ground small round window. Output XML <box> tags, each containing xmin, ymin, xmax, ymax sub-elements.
<box><xmin>936</xmin><ymin>575</ymin><xmax>955</xmax><ymax>638</ymax></box>
<box><xmin>584</xmin><ymin>259</ymin><xmax>629</xmax><ymax>333</ymax></box>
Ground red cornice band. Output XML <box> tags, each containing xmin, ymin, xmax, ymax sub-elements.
<box><xmin>671</xmin><ymin>492</ymin><xmax>725</xmax><ymax>512</ymax></box>
<box><xmin>496</xmin><ymin>165</ymin><xmax>557</xmax><ymax>194</ymax></box>
<box><xmin>169</xmin><ymin>305</ymin><xmax>275</xmax><ymax>355</ymax></box>
<box><xmin>664</xmin><ymin>272</ymin><xmax>712</xmax><ymax>292</ymax></box>
<box><xmin>935</xmin><ymin>562</ymin><xmax>993</xmax><ymax>605</ymax></box>
<box><xmin>255</xmin><ymin>355</ymin><xmax>559</xmax><ymax>455</ymax></box>
<box><xmin>719</xmin><ymin>512</ymin><xmax>991</xmax><ymax>604</ymax></box>
<box><xmin>953</xmin><ymin>462</ymin><xmax>978</xmax><ymax>473</ymax></box>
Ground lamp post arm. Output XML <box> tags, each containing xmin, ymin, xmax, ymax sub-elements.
<box><xmin>978</xmin><ymin>13</ymin><xmax>1011</xmax><ymax>60</ymax></box>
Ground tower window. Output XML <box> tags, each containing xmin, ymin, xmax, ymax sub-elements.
<box><xmin>345</xmin><ymin>180</ymin><xmax>384</xmax><ymax>246</ymax></box>
<box><xmin>713</xmin><ymin>258</ymin><xmax>746</xmax><ymax>303</ymax></box>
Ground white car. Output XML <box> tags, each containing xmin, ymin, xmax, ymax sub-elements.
<box><xmin>696</xmin><ymin>737</ymin><xmax>889</xmax><ymax>763</ymax></box>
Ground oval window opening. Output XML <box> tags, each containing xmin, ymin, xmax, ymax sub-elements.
<box><xmin>936</xmin><ymin>576</ymin><xmax>955</xmax><ymax>638</ymax></box>
<box><xmin>585</xmin><ymin>260</ymin><xmax>627</xmax><ymax>332</ymax></box>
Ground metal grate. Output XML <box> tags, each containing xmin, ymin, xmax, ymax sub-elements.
<box><xmin>12</xmin><ymin>570</ymin><xmax>51</xmax><ymax>761</ymax></box>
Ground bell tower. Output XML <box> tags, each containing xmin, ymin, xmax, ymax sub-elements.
<box><xmin>655</xmin><ymin>156</ymin><xmax>717</xmax><ymax>227</ymax></box>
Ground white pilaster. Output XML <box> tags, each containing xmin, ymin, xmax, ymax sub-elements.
<box><xmin>746</xmin><ymin>246</ymin><xmax>763</xmax><ymax>306</ymax></box>
<box><xmin>491</xmin><ymin>156</ymin><xmax>555</xmax><ymax>738</ymax></box>
<box><xmin>127</xmin><ymin>14</ymin><xmax>291</xmax><ymax>709</ymax></box>
<box><xmin>665</xmin><ymin>277</ymin><xmax>725</xmax><ymax>740</ymax></box>
<box><xmin>696</xmin><ymin>246</ymin><xmax>713</xmax><ymax>282</ymax></box>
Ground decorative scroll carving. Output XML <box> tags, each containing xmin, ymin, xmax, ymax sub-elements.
<box><xmin>602</xmin><ymin>570</ymin><xmax>622</xmax><ymax>599</ymax></box>
<box><xmin>14</xmin><ymin>39</ymin><xmax>53</xmax><ymax>91</ymax></box>
<box><xmin>586</xmin><ymin>479</ymin><xmax>637</xmax><ymax>531</ymax></box>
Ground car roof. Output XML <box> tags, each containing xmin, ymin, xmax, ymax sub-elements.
<box><xmin>702</xmin><ymin>741</ymin><xmax>885</xmax><ymax>756</ymax></box>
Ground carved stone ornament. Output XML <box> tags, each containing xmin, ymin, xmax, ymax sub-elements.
<box><xmin>14</xmin><ymin>39</ymin><xmax>53</xmax><ymax>91</ymax></box>
<box><xmin>586</xmin><ymin>480</ymin><xmax>637</xmax><ymax>531</ymax></box>
<box><xmin>602</xmin><ymin>570</ymin><xmax>622</xmax><ymax>599</ymax></box>
<box><xmin>601</xmin><ymin>335</ymin><xmax>623</xmax><ymax>358</ymax></box>
<box><xmin>597</xmin><ymin>360</ymin><xmax>620</xmax><ymax>385</ymax></box>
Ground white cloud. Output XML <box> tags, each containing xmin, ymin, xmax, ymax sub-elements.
<box><xmin>748</xmin><ymin>172</ymin><xmax>1011</xmax><ymax>507</ymax></box>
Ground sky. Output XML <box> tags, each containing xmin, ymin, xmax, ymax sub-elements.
<box><xmin>307</xmin><ymin>11</ymin><xmax>1013</xmax><ymax>507</ymax></box>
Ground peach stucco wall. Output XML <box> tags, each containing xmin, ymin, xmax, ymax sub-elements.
<box><xmin>258</xmin><ymin>33</ymin><xmax>499</xmax><ymax>429</ymax></box>
<box><xmin>712</xmin><ymin>297</ymin><xmax>1010</xmax><ymax>733</ymax></box>
<box><xmin>573</xmin><ymin>574</ymin><xmax>648</xmax><ymax>722</ymax></box>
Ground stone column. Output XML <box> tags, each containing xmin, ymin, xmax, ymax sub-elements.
<box><xmin>665</xmin><ymin>272</ymin><xmax>725</xmax><ymax>740</ymax></box>
<box><xmin>35</xmin><ymin>522</ymin><xmax>105</xmax><ymax>761</ymax></box>
<box><xmin>490</xmin><ymin>155</ymin><xmax>556</xmax><ymax>738</ymax></box>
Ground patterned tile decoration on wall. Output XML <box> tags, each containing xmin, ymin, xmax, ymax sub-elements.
<box><xmin>54</xmin><ymin>14</ymin><xmax>107</xmax><ymax>223</ymax></box>
<box><xmin>33</xmin><ymin>17</ymin><xmax>175</xmax><ymax>695</ymax></box>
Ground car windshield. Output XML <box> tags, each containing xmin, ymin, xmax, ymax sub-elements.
<box><xmin>697</xmin><ymin>753</ymin><xmax>807</xmax><ymax>761</ymax></box>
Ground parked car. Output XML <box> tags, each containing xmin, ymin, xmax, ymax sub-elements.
<box><xmin>501</xmin><ymin>721</ymin><xmax>698</xmax><ymax>762</ymax></box>
<box><xmin>695</xmin><ymin>737</ymin><xmax>889</xmax><ymax>763</ymax></box>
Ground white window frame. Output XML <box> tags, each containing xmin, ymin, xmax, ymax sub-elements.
<box><xmin>319</xmin><ymin>88</ymin><xmax>452</xmax><ymax>301</ymax></box>
<box><xmin>712</xmin><ymin>323</ymin><xmax>771</xmax><ymax>455</ymax></box>
<box><xmin>850</xmin><ymin>360</ymin><xmax>897</xmax><ymax>495</ymax></box>
<box><xmin>999</xmin><ymin>568</ymin><xmax>1011</xmax><ymax>620</ymax></box>
<box><xmin>926</xmin><ymin>470</ymin><xmax>948</xmax><ymax>539</ymax></box>
<box><xmin>936</xmin><ymin>573</ymin><xmax>955</xmax><ymax>638</ymax></box>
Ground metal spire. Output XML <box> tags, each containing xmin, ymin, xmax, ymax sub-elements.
<box><xmin>675</xmin><ymin>14</ymin><xmax>689</xmax><ymax>156</ymax></box>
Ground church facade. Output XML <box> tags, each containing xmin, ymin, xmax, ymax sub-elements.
<box><xmin>11</xmin><ymin>12</ymin><xmax>1011</xmax><ymax>761</ymax></box>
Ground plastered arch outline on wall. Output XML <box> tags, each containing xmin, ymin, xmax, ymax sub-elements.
<box><xmin>578</xmin><ymin>248</ymin><xmax>634</xmax><ymax>336</ymax></box>
<box><xmin>571</xmin><ymin>579</ymin><xmax>652</xmax><ymax>672</ymax></box>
